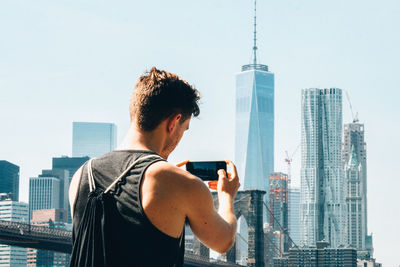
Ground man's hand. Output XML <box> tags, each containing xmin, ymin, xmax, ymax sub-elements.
<box><xmin>208</xmin><ymin>160</ymin><xmax>240</xmax><ymax>199</ymax></box>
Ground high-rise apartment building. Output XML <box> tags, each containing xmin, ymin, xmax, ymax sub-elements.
<box><xmin>300</xmin><ymin>88</ymin><xmax>347</xmax><ymax>248</ymax></box>
<box><xmin>72</xmin><ymin>122</ymin><xmax>117</xmax><ymax>158</ymax></box>
<box><xmin>0</xmin><ymin>160</ymin><xmax>19</xmax><ymax>201</ymax></box>
<box><xmin>343</xmin><ymin>122</ymin><xmax>368</xmax><ymax>250</ymax></box>
<box><xmin>0</xmin><ymin>195</ymin><xmax>29</xmax><ymax>266</ymax></box>
<box><xmin>288</xmin><ymin>187</ymin><xmax>300</xmax><ymax>247</ymax></box>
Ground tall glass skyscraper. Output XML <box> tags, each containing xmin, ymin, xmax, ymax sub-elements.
<box><xmin>235</xmin><ymin>65</ymin><xmax>274</xmax><ymax>192</ymax></box>
<box><xmin>72</xmin><ymin>122</ymin><xmax>117</xmax><ymax>158</ymax></box>
<box><xmin>343</xmin><ymin>122</ymin><xmax>368</xmax><ymax>250</ymax></box>
<box><xmin>300</xmin><ymin>88</ymin><xmax>347</xmax><ymax>248</ymax></box>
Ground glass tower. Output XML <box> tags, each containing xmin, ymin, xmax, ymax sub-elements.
<box><xmin>0</xmin><ymin>160</ymin><xmax>19</xmax><ymax>201</ymax></box>
<box><xmin>235</xmin><ymin>65</ymin><xmax>274</xmax><ymax>192</ymax></box>
<box><xmin>300</xmin><ymin>88</ymin><xmax>347</xmax><ymax>248</ymax></box>
<box><xmin>288</xmin><ymin>187</ymin><xmax>301</xmax><ymax>247</ymax></box>
<box><xmin>72</xmin><ymin>122</ymin><xmax>117</xmax><ymax>158</ymax></box>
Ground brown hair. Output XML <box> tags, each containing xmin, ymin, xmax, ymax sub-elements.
<box><xmin>129</xmin><ymin>67</ymin><xmax>200</xmax><ymax>131</ymax></box>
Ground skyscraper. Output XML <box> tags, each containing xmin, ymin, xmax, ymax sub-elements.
<box><xmin>300</xmin><ymin>88</ymin><xmax>347</xmax><ymax>248</ymax></box>
<box><xmin>29</xmin><ymin>176</ymin><xmax>60</xmax><ymax>216</ymax></box>
<box><xmin>343</xmin><ymin>122</ymin><xmax>368</xmax><ymax>250</ymax></box>
<box><xmin>0</xmin><ymin>160</ymin><xmax>19</xmax><ymax>201</ymax></box>
<box><xmin>234</xmin><ymin>3</ymin><xmax>274</xmax><ymax>192</ymax></box>
<box><xmin>72</xmin><ymin>122</ymin><xmax>117</xmax><ymax>158</ymax></box>
<box><xmin>288</xmin><ymin>187</ymin><xmax>301</xmax><ymax>247</ymax></box>
<box><xmin>0</xmin><ymin>194</ymin><xmax>29</xmax><ymax>266</ymax></box>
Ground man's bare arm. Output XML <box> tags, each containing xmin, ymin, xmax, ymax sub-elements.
<box><xmin>182</xmin><ymin>161</ymin><xmax>240</xmax><ymax>254</ymax></box>
<box><xmin>68</xmin><ymin>166</ymin><xmax>83</xmax><ymax>219</ymax></box>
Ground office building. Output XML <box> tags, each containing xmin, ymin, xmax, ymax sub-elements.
<box><xmin>343</xmin><ymin>122</ymin><xmax>368</xmax><ymax>250</ymax></box>
<box><xmin>288</xmin><ymin>187</ymin><xmax>300</xmax><ymax>247</ymax></box>
<box><xmin>52</xmin><ymin>156</ymin><xmax>89</xmax><ymax>223</ymax></box>
<box><xmin>300</xmin><ymin>88</ymin><xmax>347</xmax><ymax>247</ymax></box>
<box><xmin>29</xmin><ymin>176</ymin><xmax>61</xmax><ymax>216</ymax></box>
<box><xmin>27</xmin><ymin>209</ymin><xmax>69</xmax><ymax>267</ymax></box>
<box><xmin>0</xmin><ymin>196</ymin><xmax>29</xmax><ymax>266</ymax></box>
<box><xmin>0</xmin><ymin>160</ymin><xmax>19</xmax><ymax>201</ymax></box>
<box><xmin>72</xmin><ymin>122</ymin><xmax>117</xmax><ymax>158</ymax></box>
<box><xmin>269</xmin><ymin>172</ymin><xmax>289</xmax><ymax>252</ymax></box>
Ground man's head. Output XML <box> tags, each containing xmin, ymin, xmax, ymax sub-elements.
<box><xmin>129</xmin><ymin>67</ymin><xmax>200</xmax><ymax>156</ymax></box>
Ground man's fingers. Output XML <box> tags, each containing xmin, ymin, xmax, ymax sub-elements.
<box><xmin>218</xmin><ymin>169</ymin><xmax>227</xmax><ymax>179</ymax></box>
<box><xmin>225</xmin><ymin>160</ymin><xmax>238</xmax><ymax>179</ymax></box>
<box><xmin>176</xmin><ymin>160</ymin><xmax>189</xmax><ymax>167</ymax></box>
<box><xmin>208</xmin><ymin>181</ymin><xmax>217</xmax><ymax>190</ymax></box>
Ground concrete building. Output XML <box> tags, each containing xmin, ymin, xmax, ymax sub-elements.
<box><xmin>343</xmin><ymin>122</ymin><xmax>368</xmax><ymax>251</ymax></box>
<box><xmin>27</xmin><ymin>209</ymin><xmax>69</xmax><ymax>267</ymax></box>
<box><xmin>300</xmin><ymin>88</ymin><xmax>347</xmax><ymax>247</ymax></box>
<box><xmin>0</xmin><ymin>196</ymin><xmax>29</xmax><ymax>266</ymax></box>
<box><xmin>0</xmin><ymin>160</ymin><xmax>19</xmax><ymax>201</ymax></box>
<box><xmin>72</xmin><ymin>122</ymin><xmax>117</xmax><ymax>158</ymax></box>
<box><xmin>288</xmin><ymin>187</ymin><xmax>300</xmax><ymax>247</ymax></box>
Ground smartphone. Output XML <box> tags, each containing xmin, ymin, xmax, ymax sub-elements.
<box><xmin>186</xmin><ymin>161</ymin><xmax>227</xmax><ymax>181</ymax></box>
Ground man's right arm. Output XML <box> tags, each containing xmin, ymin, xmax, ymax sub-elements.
<box><xmin>182</xmin><ymin>161</ymin><xmax>240</xmax><ymax>254</ymax></box>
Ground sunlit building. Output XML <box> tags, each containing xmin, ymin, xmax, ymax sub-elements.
<box><xmin>72</xmin><ymin>122</ymin><xmax>117</xmax><ymax>158</ymax></box>
<box><xmin>300</xmin><ymin>88</ymin><xmax>347</xmax><ymax>247</ymax></box>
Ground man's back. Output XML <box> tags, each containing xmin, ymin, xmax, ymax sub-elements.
<box><xmin>71</xmin><ymin>150</ymin><xmax>184</xmax><ymax>267</ymax></box>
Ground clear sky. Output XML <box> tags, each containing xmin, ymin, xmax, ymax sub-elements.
<box><xmin>1</xmin><ymin>0</ymin><xmax>399</xmax><ymax>265</ymax></box>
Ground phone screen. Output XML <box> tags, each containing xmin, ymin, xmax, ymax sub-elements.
<box><xmin>186</xmin><ymin>161</ymin><xmax>227</xmax><ymax>181</ymax></box>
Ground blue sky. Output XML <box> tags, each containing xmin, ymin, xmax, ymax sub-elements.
<box><xmin>1</xmin><ymin>0</ymin><xmax>399</xmax><ymax>265</ymax></box>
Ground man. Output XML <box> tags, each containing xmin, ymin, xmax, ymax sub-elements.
<box><xmin>69</xmin><ymin>67</ymin><xmax>240</xmax><ymax>266</ymax></box>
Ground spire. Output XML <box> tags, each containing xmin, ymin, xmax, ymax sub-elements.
<box><xmin>348</xmin><ymin>144</ymin><xmax>359</xmax><ymax>168</ymax></box>
<box><xmin>253</xmin><ymin>0</ymin><xmax>258</xmax><ymax>65</ymax></box>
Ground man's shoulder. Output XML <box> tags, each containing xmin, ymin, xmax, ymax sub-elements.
<box><xmin>145</xmin><ymin>161</ymin><xmax>205</xmax><ymax>192</ymax></box>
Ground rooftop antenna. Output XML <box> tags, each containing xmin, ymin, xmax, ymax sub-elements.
<box><xmin>253</xmin><ymin>0</ymin><xmax>258</xmax><ymax>65</ymax></box>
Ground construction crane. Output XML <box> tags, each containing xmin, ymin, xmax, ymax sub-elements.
<box><xmin>345</xmin><ymin>90</ymin><xmax>359</xmax><ymax>123</ymax></box>
<box><xmin>285</xmin><ymin>144</ymin><xmax>300</xmax><ymax>186</ymax></box>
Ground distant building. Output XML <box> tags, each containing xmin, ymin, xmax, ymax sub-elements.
<box><xmin>27</xmin><ymin>209</ymin><xmax>69</xmax><ymax>267</ymax></box>
<box><xmin>52</xmin><ymin>156</ymin><xmax>89</xmax><ymax>223</ymax></box>
<box><xmin>288</xmin><ymin>187</ymin><xmax>300</xmax><ymax>247</ymax></box>
<box><xmin>0</xmin><ymin>160</ymin><xmax>19</xmax><ymax>201</ymax></box>
<box><xmin>343</xmin><ymin>122</ymin><xmax>368</xmax><ymax>251</ymax></box>
<box><xmin>72</xmin><ymin>122</ymin><xmax>117</xmax><ymax>158</ymax></box>
<box><xmin>29</xmin><ymin>176</ymin><xmax>60</xmax><ymax>216</ymax></box>
<box><xmin>0</xmin><ymin>197</ymin><xmax>29</xmax><ymax>266</ymax></box>
<box><xmin>288</xmin><ymin>242</ymin><xmax>357</xmax><ymax>267</ymax></box>
<box><xmin>269</xmin><ymin>172</ymin><xmax>289</xmax><ymax>252</ymax></box>
<box><xmin>357</xmin><ymin>258</ymin><xmax>382</xmax><ymax>267</ymax></box>
<box><xmin>300</xmin><ymin>88</ymin><xmax>347</xmax><ymax>247</ymax></box>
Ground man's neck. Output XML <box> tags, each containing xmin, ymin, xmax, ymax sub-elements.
<box><xmin>117</xmin><ymin>124</ymin><xmax>166</xmax><ymax>158</ymax></box>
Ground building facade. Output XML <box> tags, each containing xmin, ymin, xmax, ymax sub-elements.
<box><xmin>29</xmin><ymin>176</ymin><xmax>60</xmax><ymax>216</ymax></box>
<box><xmin>300</xmin><ymin>88</ymin><xmax>347</xmax><ymax>247</ymax></box>
<box><xmin>235</xmin><ymin>64</ymin><xmax>274</xmax><ymax>192</ymax></box>
<box><xmin>72</xmin><ymin>122</ymin><xmax>117</xmax><ymax>158</ymax></box>
<box><xmin>288</xmin><ymin>187</ymin><xmax>300</xmax><ymax>247</ymax></box>
<box><xmin>0</xmin><ymin>160</ymin><xmax>19</xmax><ymax>201</ymax></box>
<box><xmin>0</xmin><ymin>197</ymin><xmax>29</xmax><ymax>266</ymax></box>
<box><xmin>269</xmin><ymin>172</ymin><xmax>289</xmax><ymax>252</ymax></box>
<box><xmin>343</xmin><ymin>122</ymin><xmax>368</xmax><ymax>250</ymax></box>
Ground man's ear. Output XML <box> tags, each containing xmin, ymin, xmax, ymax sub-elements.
<box><xmin>167</xmin><ymin>114</ymin><xmax>182</xmax><ymax>133</ymax></box>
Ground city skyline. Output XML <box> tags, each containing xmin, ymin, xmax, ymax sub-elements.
<box><xmin>1</xmin><ymin>0</ymin><xmax>399</xmax><ymax>265</ymax></box>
